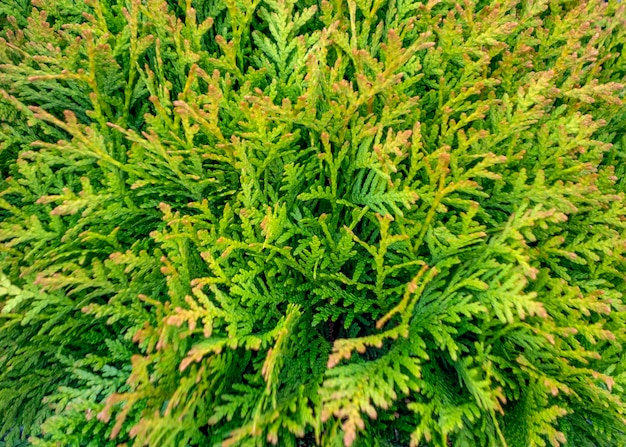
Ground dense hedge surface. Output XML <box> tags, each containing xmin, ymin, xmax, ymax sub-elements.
<box><xmin>1</xmin><ymin>0</ymin><xmax>626</xmax><ymax>446</ymax></box>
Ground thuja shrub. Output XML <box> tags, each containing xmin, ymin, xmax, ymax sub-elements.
<box><xmin>1</xmin><ymin>0</ymin><xmax>626</xmax><ymax>446</ymax></box>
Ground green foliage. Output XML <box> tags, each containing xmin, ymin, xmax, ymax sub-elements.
<box><xmin>1</xmin><ymin>0</ymin><xmax>626</xmax><ymax>446</ymax></box>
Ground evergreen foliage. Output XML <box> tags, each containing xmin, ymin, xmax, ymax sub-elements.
<box><xmin>1</xmin><ymin>0</ymin><xmax>626</xmax><ymax>446</ymax></box>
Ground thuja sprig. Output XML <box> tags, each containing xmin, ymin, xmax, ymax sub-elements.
<box><xmin>1</xmin><ymin>1</ymin><xmax>625</xmax><ymax>447</ymax></box>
